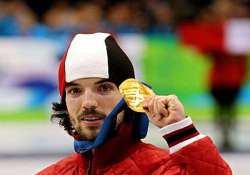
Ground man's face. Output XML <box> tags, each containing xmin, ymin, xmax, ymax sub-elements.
<box><xmin>65</xmin><ymin>78</ymin><xmax>124</xmax><ymax>140</ymax></box>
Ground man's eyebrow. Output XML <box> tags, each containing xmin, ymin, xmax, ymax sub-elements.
<box><xmin>65</xmin><ymin>82</ymin><xmax>78</xmax><ymax>88</ymax></box>
<box><xmin>95</xmin><ymin>79</ymin><xmax>112</xmax><ymax>84</ymax></box>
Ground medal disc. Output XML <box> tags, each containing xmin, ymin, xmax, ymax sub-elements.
<box><xmin>119</xmin><ymin>78</ymin><xmax>154</xmax><ymax>112</ymax></box>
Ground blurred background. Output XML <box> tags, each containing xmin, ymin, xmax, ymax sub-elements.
<box><xmin>0</xmin><ymin>0</ymin><xmax>249</xmax><ymax>174</ymax></box>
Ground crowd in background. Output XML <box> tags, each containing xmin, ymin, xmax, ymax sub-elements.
<box><xmin>0</xmin><ymin>0</ymin><xmax>174</xmax><ymax>38</ymax></box>
<box><xmin>0</xmin><ymin>0</ymin><xmax>249</xmax><ymax>39</ymax></box>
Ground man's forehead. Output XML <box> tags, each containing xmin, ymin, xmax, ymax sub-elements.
<box><xmin>65</xmin><ymin>78</ymin><xmax>115</xmax><ymax>87</ymax></box>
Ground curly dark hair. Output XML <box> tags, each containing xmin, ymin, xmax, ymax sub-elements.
<box><xmin>51</xmin><ymin>98</ymin><xmax>75</xmax><ymax>136</ymax></box>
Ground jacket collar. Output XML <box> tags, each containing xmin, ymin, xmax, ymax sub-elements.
<box><xmin>86</xmin><ymin>119</ymin><xmax>139</xmax><ymax>168</ymax></box>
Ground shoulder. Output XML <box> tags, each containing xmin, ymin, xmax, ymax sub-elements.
<box><xmin>36</xmin><ymin>153</ymin><xmax>83</xmax><ymax>175</ymax></box>
<box><xmin>130</xmin><ymin>141</ymin><xmax>170</xmax><ymax>165</ymax></box>
<box><xmin>124</xmin><ymin>141</ymin><xmax>170</xmax><ymax>174</ymax></box>
<box><xmin>135</xmin><ymin>141</ymin><xmax>169</xmax><ymax>155</ymax></box>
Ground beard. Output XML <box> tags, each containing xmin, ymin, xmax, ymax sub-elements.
<box><xmin>75</xmin><ymin>125</ymin><xmax>101</xmax><ymax>140</ymax></box>
<box><xmin>70</xmin><ymin>108</ymin><xmax>106</xmax><ymax>140</ymax></box>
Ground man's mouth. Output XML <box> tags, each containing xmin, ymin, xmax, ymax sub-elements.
<box><xmin>81</xmin><ymin>115</ymin><xmax>105</xmax><ymax>121</ymax></box>
<box><xmin>80</xmin><ymin>114</ymin><xmax>106</xmax><ymax>126</ymax></box>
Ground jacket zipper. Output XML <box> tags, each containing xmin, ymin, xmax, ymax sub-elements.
<box><xmin>85</xmin><ymin>151</ymin><xmax>93</xmax><ymax>175</ymax></box>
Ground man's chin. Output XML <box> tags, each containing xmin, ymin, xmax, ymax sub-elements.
<box><xmin>78</xmin><ymin>128</ymin><xmax>100</xmax><ymax>140</ymax></box>
<box><xmin>80</xmin><ymin>135</ymin><xmax>98</xmax><ymax>141</ymax></box>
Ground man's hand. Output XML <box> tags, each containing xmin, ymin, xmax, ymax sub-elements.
<box><xmin>143</xmin><ymin>95</ymin><xmax>186</xmax><ymax>128</ymax></box>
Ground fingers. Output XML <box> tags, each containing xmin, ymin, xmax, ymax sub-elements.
<box><xmin>143</xmin><ymin>95</ymin><xmax>183</xmax><ymax>119</ymax></box>
<box><xmin>143</xmin><ymin>95</ymin><xmax>165</xmax><ymax>120</ymax></box>
<box><xmin>143</xmin><ymin>95</ymin><xmax>186</xmax><ymax>127</ymax></box>
<box><xmin>144</xmin><ymin>95</ymin><xmax>155</xmax><ymax>115</ymax></box>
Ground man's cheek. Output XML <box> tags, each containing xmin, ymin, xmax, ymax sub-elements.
<box><xmin>70</xmin><ymin>117</ymin><xmax>77</xmax><ymax>127</ymax></box>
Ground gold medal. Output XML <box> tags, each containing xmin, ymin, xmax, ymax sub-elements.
<box><xmin>119</xmin><ymin>78</ymin><xmax>154</xmax><ymax>112</ymax></box>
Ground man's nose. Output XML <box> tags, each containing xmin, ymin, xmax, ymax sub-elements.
<box><xmin>81</xmin><ymin>90</ymin><xmax>98</xmax><ymax>109</ymax></box>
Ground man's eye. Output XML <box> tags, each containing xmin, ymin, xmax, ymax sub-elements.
<box><xmin>67</xmin><ymin>88</ymin><xmax>81</xmax><ymax>96</ymax></box>
<box><xmin>98</xmin><ymin>84</ymin><xmax>114</xmax><ymax>94</ymax></box>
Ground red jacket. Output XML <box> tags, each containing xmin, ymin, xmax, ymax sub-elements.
<box><xmin>178</xmin><ymin>22</ymin><xmax>247</xmax><ymax>88</ymax></box>
<box><xmin>37</xmin><ymin>118</ymin><xmax>232</xmax><ymax>175</ymax></box>
<box><xmin>209</xmin><ymin>53</ymin><xmax>247</xmax><ymax>88</ymax></box>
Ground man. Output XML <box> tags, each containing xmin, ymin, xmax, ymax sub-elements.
<box><xmin>37</xmin><ymin>33</ymin><xmax>232</xmax><ymax>174</ymax></box>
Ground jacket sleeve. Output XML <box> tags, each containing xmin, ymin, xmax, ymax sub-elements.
<box><xmin>153</xmin><ymin>117</ymin><xmax>232</xmax><ymax>175</ymax></box>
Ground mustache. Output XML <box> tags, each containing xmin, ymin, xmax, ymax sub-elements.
<box><xmin>77</xmin><ymin>108</ymin><xmax>106</xmax><ymax>119</ymax></box>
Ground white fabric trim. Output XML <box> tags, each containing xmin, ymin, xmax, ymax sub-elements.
<box><xmin>169</xmin><ymin>134</ymin><xmax>206</xmax><ymax>154</ymax></box>
<box><xmin>65</xmin><ymin>33</ymin><xmax>110</xmax><ymax>82</ymax></box>
<box><xmin>159</xmin><ymin>117</ymin><xmax>193</xmax><ymax>136</ymax></box>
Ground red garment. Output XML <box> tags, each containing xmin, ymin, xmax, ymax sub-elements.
<box><xmin>178</xmin><ymin>22</ymin><xmax>247</xmax><ymax>88</ymax></box>
<box><xmin>209</xmin><ymin>53</ymin><xmax>247</xmax><ymax>88</ymax></box>
<box><xmin>178</xmin><ymin>22</ymin><xmax>225</xmax><ymax>54</ymax></box>
<box><xmin>37</xmin><ymin>138</ymin><xmax>231</xmax><ymax>175</ymax></box>
<box><xmin>37</xmin><ymin>120</ymin><xmax>232</xmax><ymax>175</ymax></box>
